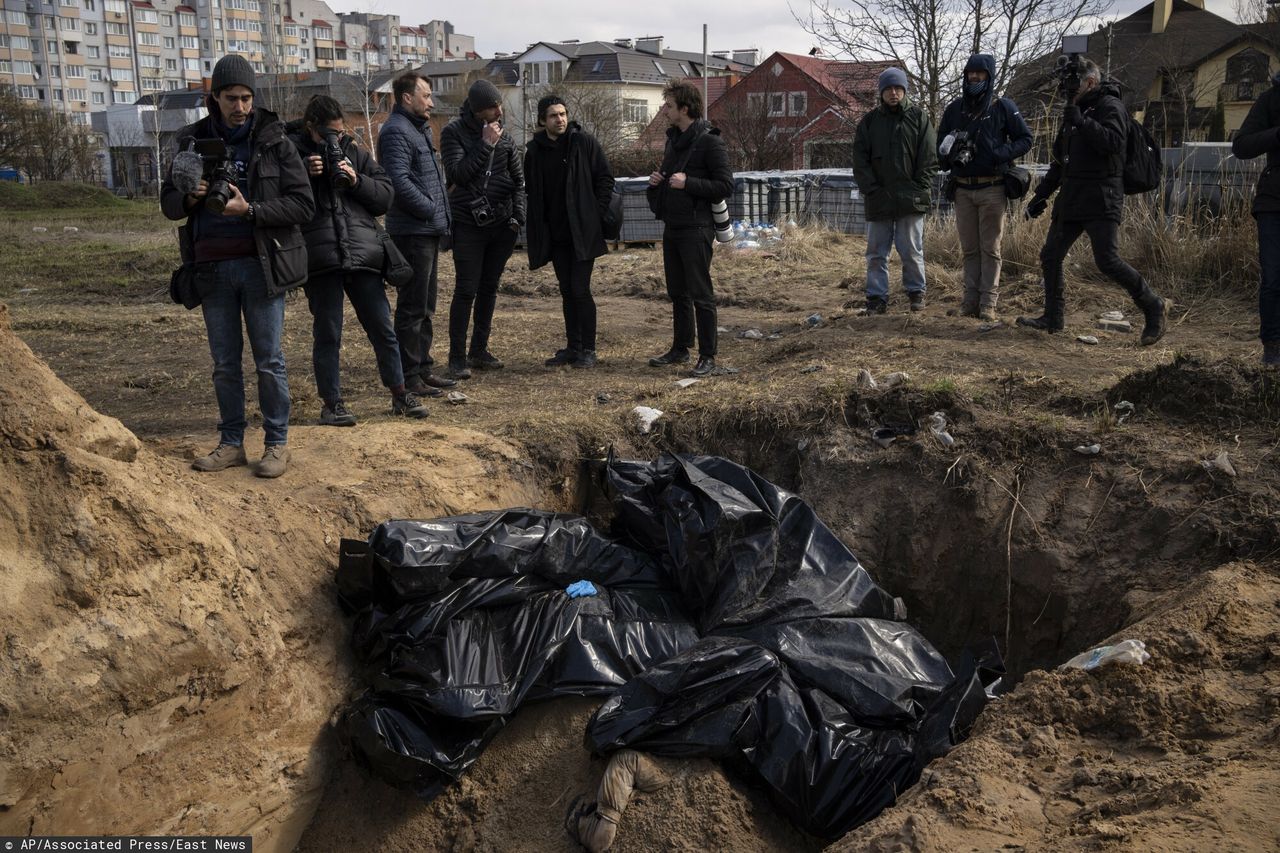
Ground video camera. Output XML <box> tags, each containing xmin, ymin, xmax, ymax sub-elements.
<box><xmin>1054</xmin><ymin>35</ymin><xmax>1090</xmax><ymax>101</ymax></box>
<box><xmin>320</xmin><ymin>128</ymin><xmax>355</xmax><ymax>190</ymax></box>
<box><xmin>939</xmin><ymin>129</ymin><xmax>976</xmax><ymax>167</ymax></box>
<box><xmin>170</xmin><ymin>138</ymin><xmax>239</xmax><ymax>214</ymax></box>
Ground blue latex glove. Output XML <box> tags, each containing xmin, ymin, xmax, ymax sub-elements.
<box><xmin>565</xmin><ymin>580</ymin><xmax>598</xmax><ymax>598</ymax></box>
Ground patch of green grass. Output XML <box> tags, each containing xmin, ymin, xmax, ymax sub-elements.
<box><xmin>0</xmin><ymin>181</ymin><xmax>130</xmax><ymax>210</ymax></box>
<box><xmin>924</xmin><ymin>377</ymin><xmax>958</xmax><ymax>394</ymax></box>
<box><xmin>0</xmin><ymin>232</ymin><xmax>177</xmax><ymax>299</ymax></box>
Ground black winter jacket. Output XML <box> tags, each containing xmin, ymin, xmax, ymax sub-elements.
<box><xmin>1232</xmin><ymin>82</ymin><xmax>1280</xmax><ymax>216</ymax></box>
<box><xmin>1028</xmin><ymin>82</ymin><xmax>1128</xmax><ymax>223</ymax></box>
<box><xmin>161</xmin><ymin>104</ymin><xmax>314</xmax><ymax>296</ymax></box>
<box><xmin>286</xmin><ymin>122</ymin><xmax>393</xmax><ymax>278</ymax></box>
<box><xmin>524</xmin><ymin>123</ymin><xmax>615</xmax><ymax>268</ymax></box>
<box><xmin>440</xmin><ymin>102</ymin><xmax>526</xmax><ymax>227</ymax></box>
<box><xmin>646</xmin><ymin>120</ymin><xmax>734</xmax><ymax>228</ymax></box>
<box><xmin>937</xmin><ymin>54</ymin><xmax>1033</xmax><ymax>178</ymax></box>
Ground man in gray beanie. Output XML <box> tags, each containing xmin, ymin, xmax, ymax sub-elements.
<box><xmin>852</xmin><ymin>67</ymin><xmax>937</xmax><ymax>314</ymax></box>
<box><xmin>160</xmin><ymin>53</ymin><xmax>313</xmax><ymax>477</ymax></box>
<box><xmin>439</xmin><ymin>75</ymin><xmax>525</xmax><ymax>378</ymax></box>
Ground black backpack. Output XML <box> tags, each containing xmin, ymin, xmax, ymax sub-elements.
<box><xmin>1123</xmin><ymin>116</ymin><xmax>1161</xmax><ymax>194</ymax></box>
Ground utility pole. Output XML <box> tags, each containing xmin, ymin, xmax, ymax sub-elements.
<box><xmin>702</xmin><ymin>24</ymin><xmax>708</xmax><ymax>107</ymax></box>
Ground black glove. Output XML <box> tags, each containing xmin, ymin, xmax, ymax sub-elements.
<box><xmin>1025</xmin><ymin>197</ymin><xmax>1048</xmax><ymax>220</ymax></box>
<box><xmin>1064</xmin><ymin>104</ymin><xmax>1083</xmax><ymax>127</ymax></box>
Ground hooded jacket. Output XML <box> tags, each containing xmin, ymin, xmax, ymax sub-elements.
<box><xmin>853</xmin><ymin>96</ymin><xmax>938</xmax><ymax>220</ymax></box>
<box><xmin>377</xmin><ymin>104</ymin><xmax>450</xmax><ymax>237</ymax></box>
<box><xmin>937</xmin><ymin>54</ymin><xmax>1033</xmax><ymax>178</ymax></box>
<box><xmin>1028</xmin><ymin>81</ymin><xmax>1128</xmax><ymax>223</ymax></box>
<box><xmin>645</xmin><ymin>119</ymin><xmax>734</xmax><ymax>228</ymax></box>
<box><xmin>161</xmin><ymin>102</ymin><xmax>314</xmax><ymax>296</ymax></box>
<box><xmin>523</xmin><ymin>122</ymin><xmax>615</xmax><ymax>268</ymax></box>
<box><xmin>1232</xmin><ymin>79</ymin><xmax>1280</xmax><ymax>216</ymax></box>
<box><xmin>440</xmin><ymin>100</ymin><xmax>526</xmax><ymax>227</ymax></box>
<box><xmin>286</xmin><ymin>121</ymin><xmax>393</xmax><ymax>277</ymax></box>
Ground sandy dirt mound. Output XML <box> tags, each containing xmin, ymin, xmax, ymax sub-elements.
<box><xmin>0</xmin><ymin>303</ymin><xmax>543</xmax><ymax>849</ymax></box>
<box><xmin>835</xmin><ymin>561</ymin><xmax>1280</xmax><ymax>851</ymax></box>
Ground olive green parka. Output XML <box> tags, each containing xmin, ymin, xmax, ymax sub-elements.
<box><xmin>852</xmin><ymin>98</ymin><xmax>938</xmax><ymax>221</ymax></box>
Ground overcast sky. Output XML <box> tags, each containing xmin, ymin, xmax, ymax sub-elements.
<box><xmin>373</xmin><ymin>0</ymin><xmax>1244</xmax><ymax>59</ymax></box>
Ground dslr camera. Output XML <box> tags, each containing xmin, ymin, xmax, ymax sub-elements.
<box><xmin>939</xmin><ymin>130</ymin><xmax>976</xmax><ymax>167</ymax></box>
<box><xmin>1054</xmin><ymin>35</ymin><xmax>1090</xmax><ymax>101</ymax></box>
<box><xmin>169</xmin><ymin>138</ymin><xmax>239</xmax><ymax>214</ymax></box>
<box><xmin>467</xmin><ymin>195</ymin><xmax>495</xmax><ymax>226</ymax></box>
<box><xmin>320</xmin><ymin>128</ymin><xmax>355</xmax><ymax>190</ymax></box>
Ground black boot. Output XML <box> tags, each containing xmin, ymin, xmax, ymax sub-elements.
<box><xmin>1137</xmin><ymin>289</ymin><xmax>1168</xmax><ymax>346</ymax></box>
<box><xmin>1016</xmin><ymin>278</ymin><xmax>1064</xmax><ymax>332</ymax></box>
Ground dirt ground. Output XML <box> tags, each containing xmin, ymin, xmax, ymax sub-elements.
<box><xmin>1</xmin><ymin>195</ymin><xmax>1277</xmax><ymax>851</ymax></box>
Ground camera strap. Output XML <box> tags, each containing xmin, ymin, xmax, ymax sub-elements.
<box><xmin>474</xmin><ymin>147</ymin><xmax>496</xmax><ymax>197</ymax></box>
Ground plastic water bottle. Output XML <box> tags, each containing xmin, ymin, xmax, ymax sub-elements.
<box><xmin>1059</xmin><ymin>639</ymin><xmax>1150</xmax><ymax>671</ymax></box>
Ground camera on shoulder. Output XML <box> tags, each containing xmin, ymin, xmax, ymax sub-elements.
<box><xmin>1054</xmin><ymin>35</ymin><xmax>1089</xmax><ymax>100</ymax></box>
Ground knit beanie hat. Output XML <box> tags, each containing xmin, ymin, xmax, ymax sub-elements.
<box><xmin>467</xmin><ymin>78</ymin><xmax>502</xmax><ymax>111</ymax></box>
<box><xmin>878</xmin><ymin>67</ymin><xmax>908</xmax><ymax>95</ymax></box>
<box><xmin>211</xmin><ymin>54</ymin><xmax>255</xmax><ymax>93</ymax></box>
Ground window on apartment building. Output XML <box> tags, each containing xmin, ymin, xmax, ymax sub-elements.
<box><xmin>316</xmin><ymin>46</ymin><xmax>332</xmax><ymax>59</ymax></box>
<box><xmin>14</xmin><ymin>60</ymin><xmax>35</xmax><ymax>75</ymax></box>
<box><xmin>60</xmin><ymin>0</ymin><xmax>76</xmax><ymax>7</ymax></box>
<box><xmin>247</xmin><ymin>19</ymin><xmax>261</xmax><ymax>32</ymax></box>
<box><xmin>163</xmin><ymin>36</ymin><xmax>174</xmax><ymax>48</ymax></box>
<box><xmin>49</xmin><ymin>63</ymin><xmax>60</xmax><ymax>77</ymax></box>
<box><xmin>183</xmin><ymin>57</ymin><xmax>199</xmax><ymax>70</ymax></box>
<box><xmin>139</xmin><ymin>54</ymin><xmax>159</xmax><ymax>67</ymax></box>
<box><xmin>623</xmin><ymin>98</ymin><xmax>648</xmax><ymax>123</ymax></box>
<box><xmin>52</xmin><ymin>88</ymin><xmax>63</xmax><ymax>100</ymax></box>
<box><xmin>112</xmin><ymin>89</ymin><xmax>131</xmax><ymax>102</ymax></box>
<box><xmin>89</xmin><ymin>67</ymin><xmax>102</xmax><ymax>80</ymax></box>
<box><xmin>137</xmin><ymin>31</ymin><xmax>159</xmax><ymax>45</ymax></box>
<box><xmin>165</xmin><ymin>58</ymin><xmax>176</xmax><ymax>69</ymax></box>
<box><xmin>104</xmin><ymin>0</ymin><xmax>125</xmax><ymax>11</ymax></box>
<box><xmin>66</xmin><ymin>63</ymin><xmax>83</xmax><ymax>76</ymax></box>
<box><xmin>0</xmin><ymin>61</ymin><xmax>9</xmax><ymax>75</ymax></box>
<box><xmin>165</xmin><ymin>78</ymin><xmax>180</xmax><ymax>89</ymax></box>
<box><xmin>67</xmin><ymin>86</ymin><xmax>85</xmax><ymax>99</ymax></box>
<box><xmin>301</xmin><ymin>47</ymin><xmax>309</xmax><ymax>60</ymax></box>
<box><xmin>768</xmin><ymin>92</ymin><xmax>785</xmax><ymax>116</ymax></box>
<box><xmin>178</xmin><ymin>12</ymin><xmax>195</xmax><ymax>25</ymax></box>
<box><xmin>141</xmin><ymin>77</ymin><xmax>161</xmax><ymax>89</ymax></box>
<box><xmin>70</xmin><ymin>112</ymin><xmax>88</xmax><ymax>125</ymax></box>
<box><xmin>5</xmin><ymin>9</ymin><xmax>25</xmax><ymax>23</ymax></box>
<box><xmin>283</xmin><ymin>24</ymin><xmax>295</xmax><ymax>35</ymax></box>
<box><xmin>109</xmin><ymin>66</ymin><xmax>132</xmax><ymax>80</ymax></box>
<box><xmin>201</xmin><ymin>38</ymin><xmax>209</xmax><ymax>49</ymax></box>
<box><xmin>105</xmin><ymin>21</ymin><xmax>127</xmax><ymax>34</ymax></box>
<box><xmin>83</xmin><ymin>22</ymin><xmax>96</xmax><ymax>34</ymax></box>
<box><xmin>161</xmin><ymin>13</ymin><xmax>170</xmax><ymax>25</ymax></box>
<box><xmin>59</xmin><ymin>16</ymin><xmax>78</xmax><ymax>29</ymax></box>
<box><xmin>286</xmin><ymin>43</ymin><xmax>297</xmax><ymax>56</ymax></box>
<box><xmin>10</xmin><ymin>34</ymin><xmax>30</xmax><ymax>49</ymax></box>
<box><xmin>63</xmin><ymin>40</ymin><xmax>77</xmax><ymax>53</ymax></box>
<box><xmin>86</xmin><ymin>44</ymin><xmax>99</xmax><ymax>56</ymax></box>
<box><xmin>135</xmin><ymin>8</ymin><xmax>156</xmax><ymax>22</ymax></box>
<box><xmin>83</xmin><ymin>0</ymin><xmax>95</xmax><ymax>9</ymax></box>
<box><xmin>92</xmin><ymin>91</ymin><xmax>105</xmax><ymax>103</ymax></box>
<box><xmin>109</xmin><ymin>44</ymin><xmax>130</xmax><ymax>57</ymax></box>
<box><xmin>790</xmin><ymin>92</ymin><xmax>807</xmax><ymax>116</ymax></box>
<box><xmin>213</xmin><ymin>18</ymin><xmax>220</xmax><ymax>29</ymax></box>
<box><xmin>215</xmin><ymin>39</ymin><xmax>224</xmax><ymax>50</ymax></box>
<box><xmin>18</xmin><ymin>85</ymin><xmax>37</xmax><ymax>99</ymax></box>
<box><xmin>226</xmin><ymin>17</ymin><xmax>244</xmax><ymax>30</ymax></box>
<box><xmin>44</xmin><ymin>16</ymin><xmax>56</xmax><ymax>29</ymax></box>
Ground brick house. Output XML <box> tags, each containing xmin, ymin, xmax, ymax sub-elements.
<box><xmin>707</xmin><ymin>51</ymin><xmax>891</xmax><ymax>170</ymax></box>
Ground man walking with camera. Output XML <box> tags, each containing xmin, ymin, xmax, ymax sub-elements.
<box><xmin>440</xmin><ymin>79</ymin><xmax>525</xmax><ymax>379</ymax></box>
<box><xmin>938</xmin><ymin>54</ymin><xmax>1032</xmax><ymax>321</ymax></box>
<box><xmin>853</xmin><ymin>68</ymin><xmax>938</xmax><ymax>315</ymax></box>
<box><xmin>1019</xmin><ymin>58</ymin><xmax>1167</xmax><ymax>345</ymax></box>
<box><xmin>378</xmin><ymin>72</ymin><xmax>457</xmax><ymax>397</ymax></box>
<box><xmin>525</xmin><ymin>95</ymin><xmax>615</xmax><ymax>369</ymax></box>
<box><xmin>646</xmin><ymin>80</ymin><xmax>733</xmax><ymax>377</ymax></box>
<box><xmin>161</xmin><ymin>54</ymin><xmax>313</xmax><ymax>478</ymax></box>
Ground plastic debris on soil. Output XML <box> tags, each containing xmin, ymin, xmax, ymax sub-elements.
<box><xmin>335</xmin><ymin>454</ymin><xmax>1001</xmax><ymax>839</ymax></box>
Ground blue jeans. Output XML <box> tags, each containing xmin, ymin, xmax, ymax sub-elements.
<box><xmin>865</xmin><ymin>215</ymin><xmax>926</xmax><ymax>299</ymax></box>
<box><xmin>305</xmin><ymin>270</ymin><xmax>404</xmax><ymax>405</ymax></box>
<box><xmin>198</xmin><ymin>257</ymin><xmax>290</xmax><ymax>446</ymax></box>
<box><xmin>1257</xmin><ymin>211</ymin><xmax>1280</xmax><ymax>343</ymax></box>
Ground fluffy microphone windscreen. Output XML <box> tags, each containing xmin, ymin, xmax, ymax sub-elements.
<box><xmin>170</xmin><ymin>150</ymin><xmax>205</xmax><ymax>196</ymax></box>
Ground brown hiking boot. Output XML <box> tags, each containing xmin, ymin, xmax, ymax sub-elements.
<box><xmin>978</xmin><ymin>307</ymin><xmax>998</xmax><ymax>322</ymax></box>
<box><xmin>255</xmin><ymin>444</ymin><xmax>290</xmax><ymax>479</ymax></box>
<box><xmin>192</xmin><ymin>443</ymin><xmax>247</xmax><ymax>472</ymax></box>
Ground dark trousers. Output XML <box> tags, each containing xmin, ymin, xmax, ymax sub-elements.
<box><xmin>1040</xmin><ymin>217</ymin><xmax>1150</xmax><ymax>307</ymax></box>
<box><xmin>304</xmin><ymin>270</ymin><xmax>403</xmax><ymax>405</ymax></box>
<box><xmin>1256</xmin><ymin>211</ymin><xmax>1280</xmax><ymax>343</ymax></box>
<box><xmin>662</xmin><ymin>225</ymin><xmax>717</xmax><ymax>357</ymax></box>
<box><xmin>390</xmin><ymin>233</ymin><xmax>441</xmax><ymax>383</ymax></box>
<box><xmin>449</xmin><ymin>221</ymin><xmax>518</xmax><ymax>360</ymax></box>
<box><xmin>550</xmin><ymin>240</ymin><xmax>597</xmax><ymax>353</ymax></box>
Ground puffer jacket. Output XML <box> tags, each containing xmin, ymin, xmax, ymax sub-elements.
<box><xmin>1232</xmin><ymin>81</ymin><xmax>1280</xmax><ymax>216</ymax></box>
<box><xmin>161</xmin><ymin>103</ymin><xmax>314</xmax><ymax>296</ymax></box>
<box><xmin>286</xmin><ymin>121</ymin><xmax>393</xmax><ymax>277</ymax></box>
<box><xmin>937</xmin><ymin>54</ymin><xmax>1033</xmax><ymax>178</ymax></box>
<box><xmin>524</xmin><ymin>122</ymin><xmax>615</xmax><ymax>268</ymax></box>
<box><xmin>1028</xmin><ymin>81</ymin><xmax>1127</xmax><ymax>223</ymax></box>
<box><xmin>645</xmin><ymin>119</ymin><xmax>733</xmax><ymax>228</ymax></box>
<box><xmin>377</xmin><ymin>104</ymin><xmax>450</xmax><ymax>236</ymax></box>
<box><xmin>440</xmin><ymin>101</ymin><xmax>526</xmax><ymax>227</ymax></box>
<box><xmin>853</xmin><ymin>97</ymin><xmax>938</xmax><ymax>221</ymax></box>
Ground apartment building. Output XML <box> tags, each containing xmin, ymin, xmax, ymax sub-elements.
<box><xmin>0</xmin><ymin>0</ymin><xmax>473</xmax><ymax>123</ymax></box>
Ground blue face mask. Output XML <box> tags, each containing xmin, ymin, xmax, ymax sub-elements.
<box><xmin>965</xmin><ymin>80</ymin><xmax>988</xmax><ymax>99</ymax></box>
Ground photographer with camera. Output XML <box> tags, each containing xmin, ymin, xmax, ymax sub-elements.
<box><xmin>852</xmin><ymin>68</ymin><xmax>937</xmax><ymax>315</ymax></box>
<box><xmin>286</xmin><ymin>95</ymin><xmax>429</xmax><ymax>426</ymax></box>
<box><xmin>1230</xmin><ymin>70</ymin><xmax>1280</xmax><ymax>366</ymax></box>
<box><xmin>1018</xmin><ymin>54</ymin><xmax>1167</xmax><ymax>345</ymax></box>
<box><xmin>938</xmin><ymin>54</ymin><xmax>1032</xmax><ymax>322</ymax></box>
<box><xmin>645</xmin><ymin>81</ymin><xmax>733</xmax><ymax>377</ymax></box>
<box><xmin>440</xmin><ymin>79</ymin><xmax>525</xmax><ymax>380</ymax></box>
<box><xmin>161</xmin><ymin>54</ymin><xmax>314</xmax><ymax>478</ymax></box>
<box><xmin>524</xmin><ymin>95</ymin><xmax>615</xmax><ymax>370</ymax></box>
<box><xmin>378</xmin><ymin>72</ymin><xmax>456</xmax><ymax>398</ymax></box>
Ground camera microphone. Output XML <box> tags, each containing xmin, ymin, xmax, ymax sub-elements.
<box><xmin>170</xmin><ymin>149</ymin><xmax>205</xmax><ymax>196</ymax></box>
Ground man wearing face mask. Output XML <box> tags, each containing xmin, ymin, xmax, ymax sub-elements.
<box><xmin>1019</xmin><ymin>58</ymin><xmax>1167</xmax><ymax>345</ymax></box>
<box><xmin>161</xmin><ymin>54</ymin><xmax>314</xmax><ymax>478</ymax></box>
<box><xmin>937</xmin><ymin>54</ymin><xmax>1032</xmax><ymax>322</ymax></box>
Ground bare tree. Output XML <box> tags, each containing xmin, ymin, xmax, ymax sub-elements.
<box><xmin>798</xmin><ymin>0</ymin><xmax>1111</xmax><ymax>119</ymax></box>
<box><xmin>0</xmin><ymin>85</ymin><xmax>98</xmax><ymax>183</ymax></box>
<box><xmin>714</xmin><ymin>82</ymin><xmax>796</xmax><ymax>171</ymax></box>
<box><xmin>1231</xmin><ymin>0</ymin><xmax>1269</xmax><ymax>24</ymax></box>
